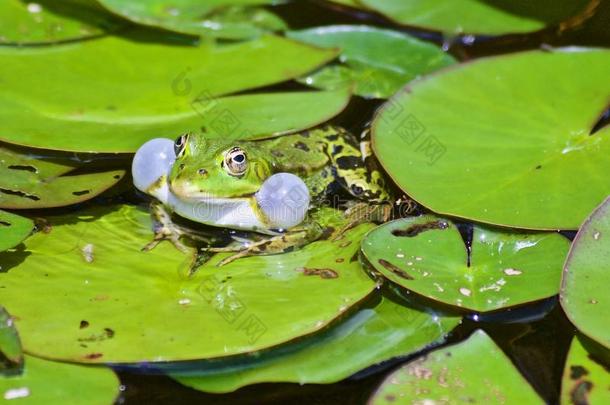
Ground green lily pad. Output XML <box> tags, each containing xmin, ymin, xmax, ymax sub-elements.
<box><xmin>372</xmin><ymin>49</ymin><xmax>610</xmax><ymax>230</ymax></box>
<box><xmin>369</xmin><ymin>330</ymin><xmax>543</xmax><ymax>404</ymax></box>
<box><xmin>0</xmin><ymin>355</ymin><xmax>119</xmax><ymax>403</ymax></box>
<box><xmin>0</xmin><ymin>307</ymin><xmax>22</xmax><ymax>373</ymax></box>
<box><xmin>0</xmin><ymin>146</ymin><xmax>125</xmax><ymax>209</ymax></box>
<box><xmin>361</xmin><ymin>216</ymin><xmax>569</xmax><ymax>312</ymax></box>
<box><xmin>0</xmin><ymin>32</ymin><xmax>337</xmax><ymax>153</ymax></box>
<box><xmin>561</xmin><ymin>197</ymin><xmax>610</xmax><ymax>349</ymax></box>
<box><xmin>359</xmin><ymin>0</ymin><xmax>590</xmax><ymax>35</ymax></box>
<box><xmin>287</xmin><ymin>25</ymin><xmax>456</xmax><ymax>99</ymax></box>
<box><xmin>171</xmin><ymin>296</ymin><xmax>461</xmax><ymax>392</ymax></box>
<box><xmin>0</xmin><ymin>0</ymin><xmax>123</xmax><ymax>45</ymax></box>
<box><xmin>0</xmin><ymin>210</ymin><xmax>33</xmax><ymax>252</ymax></box>
<box><xmin>0</xmin><ymin>205</ymin><xmax>376</xmax><ymax>363</ymax></box>
<box><xmin>97</xmin><ymin>0</ymin><xmax>285</xmax><ymax>39</ymax></box>
<box><xmin>561</xmin><ymin>335</ymin><xmax>610</xmax><ymax>405</ymax></box>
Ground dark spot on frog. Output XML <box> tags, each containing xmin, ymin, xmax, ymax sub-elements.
<box><xmin>297</xmin><ymin>267</ymin><xmax>338</xmax><ymax>279</ymax></box>
<box><xmin>336</xmin><ymin>156</ymin><xmax>361</xmax><ymax>169</ymax></box>
<box><xmin>271</xmin><ymin>150</ymin><xmax>284</xmax><ymax>158</ymax></box>
<box><xmin>294</xmin><ymin>141</ymin><xmax>310</xmax><ymax>152</ymax></box>
<box><xmin>83</xmin><ymin>353</ymin><xmax>103</xmax><ymax>360</ymax></box>
<box><xmin>8</xmin><ymin>165</ymin><xmax>37</xmax><ymax>173</ymax></box>
<box><xmin>392</xmin><ymin>220</ymin><xmax>449</xmax><ymax>237</ymax></box>
<box><xmin>349</xmin><ymin>251</ymin><xmax>359</xmax><ymax>262</ymax></box>
<box><xmin>570</xmin><ymin>365</ymin><xmax>589</xmax><ymax>380</ymax></box>
<box><xmin>339</xmin><ymin>240</ymin><xmax>352</xmax><ymax>248</ymax></box>
<box><xmin>332</xmin><ymin>144</ymin><xmax>343</xmax><ymax>155</ymax></box>
<box><xmin>325</xmin><ymin>134</ymin><xmax>339</xmax><ymax>142</ymax></box>
<box><xmin>79</xmin><ymin>320</ymin><xmax>89</xmax><ymax>329</ymax></box>
<box><xmin>299</xmin><ymin>130</ymin><xmax>310</xmax><ymax>138</ymax></box>
<box><xmin>570</xmin><ymin>380</ymin><xmax>593</xmax><ymax>405</ymax></box>
<box><xmin>72</xmin><ymin>190</ymin><xmax>90</xmax><ymax>196</ymax></box>
<box><xmin>378</xmin><ymin>259</ymin><xmax>414</xmax><ymax>280</ymax></box>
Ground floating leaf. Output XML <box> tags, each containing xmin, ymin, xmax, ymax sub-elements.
<box><xmin>0</xmin><ymin>210</ymin><xmax>33</xmax><ymax>252</ymax></box>
<box><xmin>172</xmin><ymin>296</ymin><xmax>461</xmax><ymax>392</ymax></box>
<box><xmin>288</xmin><ymin>25</ymin><xmax>456</xmax><ymax>98</ymax></box>
<box><xmin>360</xmin><ymin>0</ymin><xmax>590</xmax><ymax>35</ymax></box>
<box><xmin>561</xmin><ymin>197</ymin><xmax>610</xmax><ymax>349</ymax></box>
<box><xmin>361</xmin><ymin>216</ymin><xmax>569</xmax><ymax>312</ymax></box>
<box><xmin>372</xmin><ymin>49</ymin><xmax>610</xmax><ymax>230</ymax></box>
<box><xmin>0</xmin><ymin>0</ymin><xmax>124</xmax><ymax>45</ymax></box>
<box><xmin>0</xmin><ymin>355</ymin><xmax>119</xmax><ymax>403</ymax></box>
<box><xmin>369</xmin><ymin>330</ymin><xmax>543</xmax><ymax>404</ymax></box>
<box><xmin>0</xmin><ymin>146</ymin><xmax>124</xmax><ymax>209</ymax></box>
<box><xmin>97</xmin><ymin>0</ymin><xmax>285</xmax><ymax>39</ymax></box>
<box><xmin>0</xmin><ymin>205</ymin><xmax>376</xmax><ymax>363</ymax></box>
<box><xmin>0</xmin><ymin>32</ymin><xmax>337</xmax><ymax>153</ymax></box>
<box><xmin>0</xmin><ymin>307</ymin><xmax>22</xmax><ymax>374</ymax></box>
<box><xmin>561</xmin><ymin>335</ymin><xmax>610</xmax><ymax>405</ymax></box>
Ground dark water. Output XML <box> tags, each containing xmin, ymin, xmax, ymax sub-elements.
<box><xmin>110</xmin><ymin>1</ymin><xmax>608</xmax><ymax>404</ymax></box>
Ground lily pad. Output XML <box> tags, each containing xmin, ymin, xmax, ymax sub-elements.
<box><xmin>0</xmin><ymin>307</ymin><xmax>22</xmax><ymax>373</ymax></box>
<box><xmin>0</xmin><ymin>0</ymin><xmax>123</xmax><ymax>45</ymax></box>
<box><xmin>361</xmin><ymin>215</ymin><xmax>569</xmax><ymax>312</ymax></box>
<box><xmin>0</xmin><ymin>146</ymin><xmax>125</xmax><ymax>209</ymax></box>
<box><xmin>372</xmin><ymin>49</ymin><xmax>610</xmax><ymax>230</ymax></box>
<box><xmin>97</xmin><ymin>0</ymin><xmax>285</xmax><ymax>39</ymax></box>
<box><xmin>369</xmin><ymin>330</ymin><xmax>543</xmax><ymax>404</ymax></box>
<box><xmin>561</xmin><ymin>335</ymin><xmax>610</xmax><ymax>405</ymax></box>
<box><xmin>0</xmin><ymin>32</ymin><xmax>337</xmax><ymax>153</ymax></box>
<box><xmin>561</xmin><ymin>197</ymin><xmax>610</xmax><ymax>349</ymax></box>
<box><xmin>360</xmin><ymin>0</ymin><xmax>590</xmax><ymax>35</ymax></box>
<box><xmin>0</xmin><ymin>205</ymin><xmax>376</xmax><ymax>363</ymax></box>
<box><xmin>0</xmin><ymin>355</ymin><xmax>119</xmax><ymax>403</ymax></box>
<box><xmin>0</xmin><ymin>211</ymin><xmax>33</xmax><ymax>252</ymax></box>
<box><xmin>171</xmin><ymin>296</ymin><xmax>461</xmax><ymax>392</ymax></box>
<box><xmin>287</xmin><ymin>25</ymin><xmax>456</xmax><ymax>99</ymax></box>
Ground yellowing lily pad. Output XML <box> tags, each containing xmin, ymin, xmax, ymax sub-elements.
<box><xmin>0</xmin><ymin>146</ymin><xmax>125</xmax><ymax>209</ymax></box>
<box><xmin>287</xmin><ymin>25</ymin><xmax>456</xmax><ymax>99</ymax></box>
<box><xmin>561</xmin><ymin>335</ymin><xmax>610</xmax><ymax>405</ymax></box>
<box><xmin>0</xmin><ymin>0</ymin><xmax>123</xmax><ymax>45</ymax></box>
<box><xmin>361</xmin><ymin>216</ymin><xmax>569</xmax><ymax>312</ymax></box>
<box><xmin>360</xmin><ymin>0</ymin><xmax>590</xmax><ymax>35</ymax></box>
<box><xmin>0</xmin><ymin>355</ymin><xmax>119</xmax><ymax>404</ymax></box>
<box><xmin>561</xmin><ymin>197</ymin><xmax>610</xmax><ymax>349</ymax></box>
<box><xmin>369</xmin><ymin>330</ymin><xmax>543</xmax><ymax>404</ymax></box>
<box><xmin>171</xmin><ymin>296</ymin><xmax>461</xmax><ymax>392</ymax></box>
<box><xmin>97</xmin><ymin>0</ymin><xmax>285</xmax><ymax>39</ymax></box>
<box><xmin>0</xmin><ymin>211</ymin><xmax>33</xmax><ymax>252</ymax></box>
<box><xmin>0</xmin><ymin>32</ymin><xmax>337</xmax><ymax>153</ymax></box>
<box><xmin>372</xmin><ymin>49</ymin><xmax>610</xmax><ymax>230</ymax></box>
<box><xmin>0</xmin><ymin>205</ymin><xmax>376</xmax><ymax>363</ymax></box>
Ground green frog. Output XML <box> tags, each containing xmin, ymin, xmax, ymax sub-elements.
<box><xmin>135</xmin><ymin>125</ymin><xmax>392</xmax><ymax>267</ymax></box>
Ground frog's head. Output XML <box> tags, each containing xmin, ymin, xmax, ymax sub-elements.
<box><xmin>168</xmin><ymin>132</ymin><xmax>273</xmax><ymax>200</ymax></box>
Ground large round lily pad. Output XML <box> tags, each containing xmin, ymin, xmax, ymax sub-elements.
<box><xmin>361</xmin><ymin>216</ymin><xmax>569</xmax><ymax>312</ymax></box>
<box><xmin>372</xmin><ymin>49</ymin><xmax>610</xmax><ymax>230</ymax></box>
<box><xmin>0</xmin><ymin>0</ymin><xmax>123</xmax><ymax>45</ymax></box>
<box><xmin>0</xmin><ymin>146</ymin><xmax>125</xmax><ymax>209</ymax></box>
<box><xmin>172</xmin><ymin>296</ymin><xmax>461</xmax><ymax>392</ymax></box>
<box><xmin>287</xmin><ymin>25</ymin><xmax>456</xmax><ymax>99</ymax></box>
<box><xmin>0</xmin><ymin>355</ymin><xmax>119</xmax><ymax>404</ymax></box>
<box><xmin>97</xmin><ymin>0</ymin><xmax>285</xmax><ymax>39</ymax></box>
<box><xmin>359</xmin><ymin>0</ymin><xmax>590</xmax><ymax>35</ymax></box>
<box><xmin>0</xmin><ymin>32</ymin><xmax>337</xmax><ymax>153</ymax></box>
<box><xmin>369</xmin><ymin>330</ymin><xmax>543</xmax><ymax>404</ymax></box>
<box><xmin>561</xmin><ymin>335</ymin><xmax>610</xmax><ymax>405</ymax></box>
<box><xmin>561</xmin><ymin>197</ymin><xmax>610</xmax><ymax>349</ymax></box>
<box><xmin>0</xmin><ymin>205</ymin><xmax>376</xmax><ymax>363</ymax></box>
<box><xmin>0</xmin><ymin>211</ymin><xmax>33</xmax><ymax>252</ymax></box>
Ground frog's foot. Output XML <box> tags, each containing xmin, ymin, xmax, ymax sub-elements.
<box><xmin>205</xmin><ymin>222</ymin><xmax>323</xmax><ymax>267</ymax></box>
<box><xmin>142</xmin><ymin>202</ymin><xmax>191</xmax><ymax>253</ymax></box>
<box><xmin>333</xmin><ymin>202</ymin><xmax>392</xmax><ymax>240</ymax></box>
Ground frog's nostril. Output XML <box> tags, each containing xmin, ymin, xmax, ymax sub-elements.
<box><xmin>179</xmin><ymin>163</ymin><xmax>185</xmax><ymax>171</ymax></box>
<box><xmin>198</xmin><ymin>168</ymin><xmax>208</xmax><ymax>177</ymax></box>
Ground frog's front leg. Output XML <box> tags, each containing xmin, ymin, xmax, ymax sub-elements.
<box><xmin>206</xmin><ymin>220</ymin><xmax>324</xmax><ymax>267</ymax></box>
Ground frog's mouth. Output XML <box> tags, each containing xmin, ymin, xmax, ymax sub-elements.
<box><xmin>169</xmin><ymin>182</ymin><xmax>256</xmax><ymax>202</ymax></box>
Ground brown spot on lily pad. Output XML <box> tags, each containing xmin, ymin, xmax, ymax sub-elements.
<box><xmin>79</xmin><ymin>320</ymin><xmax>89</xmax><ymax>329</ymax></box>
<box><xmin>391</xmin><ymin>220</ymin><xmax>449</xmax><ymax>237</ymax></box>
<box><xmin>296</xmin><ymin>267</ymin><xmax>338</xmax><ymax>279</ymax></box>
<box><xmin>570</xmin><ymin>365</ymin><xmax>589</xmax><ymax>380</ymax></box>
<box><xmin>378</xmin><ymin>259</ymin><xmax>414</xmax><ymax>280</ymax></box>
<box><xmin>83</xmin><ymin>353</ymin><xmax>103</xmax><ymax>360</ymax></box>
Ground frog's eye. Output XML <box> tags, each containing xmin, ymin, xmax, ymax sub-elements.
<box><xmin>224</xmin><ymin>147</ymin><xmax>247</xmax><ymax>176</ymax></box>
<box><xmin>174</xmin><ymin>134</ymin><xmax>189</xmax><ymax>157</ymax></box>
